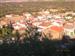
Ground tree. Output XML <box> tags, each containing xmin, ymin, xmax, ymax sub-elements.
<box><xmin>0</xmin><ymin>28</ymin><xmax>2</xmax><ymax>37</ymax></box>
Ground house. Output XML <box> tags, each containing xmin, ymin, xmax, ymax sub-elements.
<box><xmin>23</xmin><ymin>13</ymin><xmax>32</xmax><ymax>19</ymax></box>
<box><xmin>64</xmin><ymin>22</ymin><xmax>75</xmax><ymax>39</ymax></box>
<box><xmin>11</xmin><ymin>15</ymin><xmax>24</xmax><ymax>23</ymax></box>
<box><xmin>50</xmin><ymin>26</ymin><xmax>64</xmax><ymax>40</ymax></box>
<box><xmin>5</xmin><ymin>14</ymin><xmax>13</xmax><ymax>18</ymax></box>
<box><xmin>12</xmin><ymin>21</ymin><xmax>28</xmax><ymax>35</ymax></box>
<box><xmin>13</xmin><ymin>21</ymin><xmax>27</xmax><ymax>30</ymax></box>
<box><xmin>42</xmin><ymin>26</ymin><xmax>64</xmax><ymax>40</ymax></box>
<box><xmin>37</xmin><ymin>20</ymin><xmax>51</xmax><ymax>32</ymax></box>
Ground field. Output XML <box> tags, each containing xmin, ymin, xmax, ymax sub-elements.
<box><xmin>0</xmin><ymin>2</ymin><xmax>75</xmax><ymax>17</ymax></box>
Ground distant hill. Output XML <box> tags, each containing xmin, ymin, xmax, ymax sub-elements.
<box><xmin>0</xmin><ymin>2</ymin><xmax>75</xmax><ymax>17</ymax></box>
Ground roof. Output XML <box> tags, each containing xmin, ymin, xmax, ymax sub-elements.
<box><xmin>39</xmin><ymin>21</ymin><xmax>51</xmax><ymax>27</ymax></box>
<box><xmin>64</xmin><ymin>22</ymin><xmax>74</xmax><ymax>29</ymax></box>
<box><xmin>50</xmin><ymin>26</ymin><xmax>64</xmax><ymax>32</ymax></box>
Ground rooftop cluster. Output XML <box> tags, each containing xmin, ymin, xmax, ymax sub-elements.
<box><xmin>0</xmin><ymin>9</ymin><xmax>75</xmax><ymax>41</ymax></box>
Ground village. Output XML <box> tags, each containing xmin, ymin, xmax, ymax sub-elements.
<box><xmin>0</xmin><ymin>8</ymin><xmax>75</xmax><ymax>41</ymax></box>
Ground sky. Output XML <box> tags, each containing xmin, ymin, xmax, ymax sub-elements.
<box><xmin>0</xmin><ymin>0</ymin><xmax>53</xmax><ymax>2</ymax></box>
<box><xmin>0</xmin><ymin>0</ymin><xmax>75</xmax><ymax>2</ymax></box>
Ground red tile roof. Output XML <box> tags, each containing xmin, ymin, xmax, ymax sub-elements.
<box><xmin>50</xmin><ymin>26</ymin><xmax>64</xmax><ymax>32</ymax></box>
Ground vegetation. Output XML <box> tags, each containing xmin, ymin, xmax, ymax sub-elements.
<box><xmin>0</xmin><ymin>23</ymin><xmax>75</xmax><ymax>56</ymax></box>
<box><xmin>0</xmin><ymin>2</ymin><xmax>75</xmax><ymax>17</ymax></box>
<box><xmin>0</xmin><ymin>34</ymin><xmax>74</xmax><ymax>56</ymax></box>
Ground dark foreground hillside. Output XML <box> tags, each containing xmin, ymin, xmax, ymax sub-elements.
<box><xmin>0</xmin><ymin>37</ymin><xmax>75</xmax><ymax>56</ymax></box>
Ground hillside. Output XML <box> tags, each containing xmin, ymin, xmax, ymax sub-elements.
<box><xmin>0</xmin><ymin>2</ymin><xmax>75</xmax><ymax>17</ymax></box>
